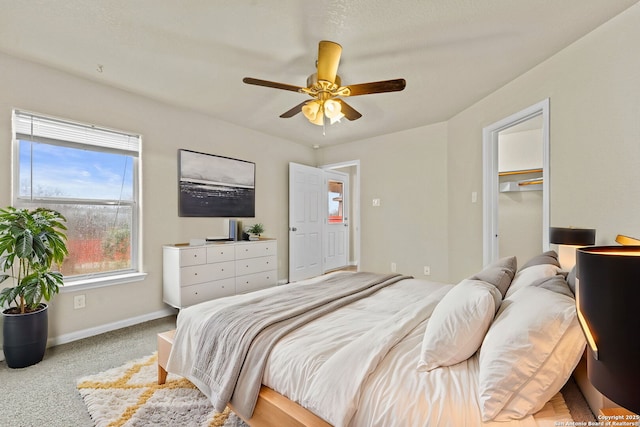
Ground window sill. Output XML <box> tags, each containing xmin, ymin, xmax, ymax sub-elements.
<box><xmin>60</xmin><ymin>272</ymin><xmax>148</xmax><ymax>292</ymax></box>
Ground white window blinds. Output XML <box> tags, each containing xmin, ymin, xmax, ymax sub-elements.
<box><xmin>13</xmin><ymin>110</ymin><xmax>140</xmax><ymax>155</ymax></box>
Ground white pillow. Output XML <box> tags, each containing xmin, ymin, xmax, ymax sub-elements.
<box><xmin>504</xmin><ymin>263</ymin><xmax>562</xmax><ymax>298</ymax></box>
<box><xmin>494</xmin><ymin>317</ymin><xmax>585</xmax><ymax>420</ymax></box>
<box><xmin>477</xmin><ymin>286</ymin><xmax>585</xmax><ymax>421</ymax></box>
<box><xmin>417</xmin><ymin>279</ymin><xmax>502</xmax><ymax>372</ymax></box>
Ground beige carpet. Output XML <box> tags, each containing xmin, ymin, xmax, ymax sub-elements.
<box><xmin>77</xmin><ymin>353</ymin><xmax>247</xmax><ymax>427</ymax></box>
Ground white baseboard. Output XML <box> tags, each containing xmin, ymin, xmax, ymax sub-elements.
<box><xmin>0</xmin><ymin>307</ymin><xmax>177</xmax><ymax>362</ymax></box>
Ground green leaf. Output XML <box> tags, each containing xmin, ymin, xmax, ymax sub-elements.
<box><xmin>15</xmin><ymin>230</ymin><xmax>34</xmax><ymax>259</ymax></box>
<box><xmin>41</xmin><ymin>271</ymin><xmax>63</xmax><ymax>301</ymax></box>
<box><xmin>0</xmin><ymin>286</ymin><xmax>19</xmax><ymax>308</ymax></box>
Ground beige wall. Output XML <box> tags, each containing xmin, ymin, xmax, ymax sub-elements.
<box><xmin>447</xmin><ymin>3</ymin><xmax>640</xmax><ymax>279</ymax></box>
<box><xmin>2</xmin><ymin>2</ymin><xmax>639</xmax><ymax>353</ymax></box>
<box><xmin>0</xmin><ymin>52</ymin><xmax>315</xmax><ymax>351</ymax></box>
<box><xmin>317</xmin><ymin>123</ymin><xmax>450</xmax><ymax>281</ymax></box>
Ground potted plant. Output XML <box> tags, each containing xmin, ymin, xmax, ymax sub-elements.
<box><xmin>247</xmin><ymin>223</ymin><xmax>265</xmax><ymax>241</ymax></box>
<box><xmin>0</xmin><ymin>207</ymin><xmax>68</xmax><ymax>368</ymax></box>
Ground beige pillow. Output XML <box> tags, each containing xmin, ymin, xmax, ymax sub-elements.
<box><xmin>530</xmin><ymin>274</ymin><xmax>574</xmax><ymax>298</ymax></box>
<box><xmin>519</xmin><ymin>250</ymin><xmax>560</xmax><ymax>270</ymax></box>
<box><xmin>469</xmin><ymin>256</ymin><xmax>517</xmax><ymax>297</ymax></box>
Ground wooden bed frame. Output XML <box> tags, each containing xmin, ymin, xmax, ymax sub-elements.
<box><xmin>157</xmin><ymin>330</ymin><xmax>331</xmax><ymax>427</ymax></box>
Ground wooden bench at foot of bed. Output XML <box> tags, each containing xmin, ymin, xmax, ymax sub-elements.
<box><xmin>157</xmin><ymin>330</ymin><xmax>332</xmax><ymax>427</ymax></box>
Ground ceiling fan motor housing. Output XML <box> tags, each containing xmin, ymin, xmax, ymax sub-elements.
<box><xmin>306</xmin><ymin>73</ymin><xmax>342</xmax><ymax>88</ymax></box>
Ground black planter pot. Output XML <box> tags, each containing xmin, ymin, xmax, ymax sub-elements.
<box><xmin>2</xmin><ymin>304</ymin><xmax>48</xmax><ymax>369</ymax></box>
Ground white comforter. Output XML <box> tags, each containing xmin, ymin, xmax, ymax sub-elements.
<box><xmin>168</xmin><ymin>273</ymin><xmax>573</xmax><ymax>427</ymax></box>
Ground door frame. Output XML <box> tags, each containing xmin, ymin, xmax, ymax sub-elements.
<box><xmin>482</xmin><ymin>99</ymin><xmax>550</xmax><ymax>265</ymax></box>
<box><xmin>321</xmin><ymin>160</ymin><xmax>361</xmax><ymax>271</ymax></box>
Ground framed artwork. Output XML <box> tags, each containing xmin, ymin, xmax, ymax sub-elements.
<box><xmin>178</xmin><ymin>149</ymin><xmax>255</xmax><ymax>217</ymax></box>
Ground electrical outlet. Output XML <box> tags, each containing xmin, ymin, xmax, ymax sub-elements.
<box><xmin>391</xmin><ymin>262</ymin><xmax>397</xmax><ymax>272</ymax></box>
<box><xmin>423</xmin><ymin>266</ymin><xmax>431</xmax><ymax>276</ymax></box>
<box><xmin>73</xmin><ymin>294</ymin><xmax>86</xmax><ymax>309</ymax></box>
<box><xmin>372</xmin><ymin>198</ymin><xmax>381</xmax><ymax>207</ymax></box>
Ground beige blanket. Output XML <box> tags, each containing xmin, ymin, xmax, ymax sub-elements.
<box><xmin>191</xmin><ymin>272</ymin><xmax>410</xmax><ymax>418</ymax></box>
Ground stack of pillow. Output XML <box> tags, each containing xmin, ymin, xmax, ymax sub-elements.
<box><xmin>417</xmin><ymin>251</ymin><xmax>586</xmax><ymax>421</ymax></box>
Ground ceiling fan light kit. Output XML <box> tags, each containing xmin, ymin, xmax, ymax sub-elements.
<box><xmin>243</xmin><ymin>40</ymin><xmax>406</xmax><ymax>131</ymax></box>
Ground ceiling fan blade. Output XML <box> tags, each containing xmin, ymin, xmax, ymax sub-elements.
<box><xmin>316</xmin><ymin>40</ymin><xmax>342</xmax><ymax>83</ymax></box>
<box><xmin>243</xmin><ymin>77</ymin><xmax>304</xmax><ymax>93</ymax></box>
<box><xmin>337</xmin><ymin>99</ymin><xmax>362</xmax><ymax>121</ymax></box>
<box><xmin>279</xmin><ymin>101</ymin><xmax>307</xmax><ymax>118</ymax></box>
<box><xmin>345</xmin><ymin>78</ymin><xmax>406</xmax><ymax>96</ymax></box>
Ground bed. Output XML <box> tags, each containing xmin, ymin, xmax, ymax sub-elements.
<box><xmin>165</xmin><ymin>251</ymin><xmax>586</xmax><ymax>426</ymax></box>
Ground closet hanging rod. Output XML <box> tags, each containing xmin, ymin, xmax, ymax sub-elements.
<box><xmin>519</xmin><ymin>179</ymin><xmax>543</xmax><ymax>186</ymax></box>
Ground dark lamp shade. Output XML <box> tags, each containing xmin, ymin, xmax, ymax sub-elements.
<box><xmin>576</xmin><ymin>246</ymin><xmax>640</xmax><ymax>413</ymax></box>
<box><xmin>549</xmin><ymin>227</ymin><xmax>596</xmax><ymax>246</ymax></box>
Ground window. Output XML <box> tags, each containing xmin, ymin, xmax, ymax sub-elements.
<box><xmin>12</xmin><ymin>110</ymin><xmax>142</xmax><ymax>286</ymax></box>
<box><xmin>328</xmin><ymin>180</ymin><xmax>344</xmax><ymax>224</ymax></box>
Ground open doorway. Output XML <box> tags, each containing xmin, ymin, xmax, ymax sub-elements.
<box><xmin>321</xmin><ymin>160</ymin><xmax>360</xmax><ymax>273</ymax></box>
<box><xmin>482</xmin><ymin>99</ymin><xmax>550</xmax><ymax>265</ymax></box>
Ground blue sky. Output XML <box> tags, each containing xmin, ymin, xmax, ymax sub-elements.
<box><xmin>19</xmin><ymin>140</ymin><xmax>134</xmax><ymax>201</ymax></box>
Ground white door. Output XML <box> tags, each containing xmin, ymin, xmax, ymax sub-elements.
<box><xmin>324</xmin><ymin>170</ymin><xmax>349</xmax><ymax>272</ymax></box>
<box><xmin>289</xmin><ymin>162</ymin><xmax>323</xmax><ymax>282</ymax></box>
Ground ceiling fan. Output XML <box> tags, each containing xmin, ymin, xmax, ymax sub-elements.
<box><xmin>242</xmin><ymin>40</ymin><xmax>406</xmax><ymax>127</ymax></box>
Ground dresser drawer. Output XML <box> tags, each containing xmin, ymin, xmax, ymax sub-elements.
<box><xmin>207</xmin><ymin>245</ymin><xmax>235</xmax><ymax>263</ymax></box>
<box><xmin>235</xmin><ymin>255</ymin><xmax>277</xmax><ymax>276</ymax></box>
<box><xmin>235</xmin><ymin>241</ymin><xmax>277</xmax><ymax>260</ymax></box>
<box><xmin>180</xmin><ymin>278</ymin><xmax>235</xmax><ymax>307</ymax></box>
<box><xmin>179</xmin><ymin>247</ymin><xmax>207</xmax><ymax>266</ymax></box>
<box><xmin>180</xmin><ymin>261</ymin><xmax>235</xmax><ymax>286</ymax></box>
<box><xmin>236</xmin><ymin>270</ymin><xmax>277</xmax><ymax>294</ymax></box>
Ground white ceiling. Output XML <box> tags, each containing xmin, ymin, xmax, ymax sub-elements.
<box><xmin>0</xmin><ymin>0</ymin><xmax>637</xmax><ymax>147</ymax></box>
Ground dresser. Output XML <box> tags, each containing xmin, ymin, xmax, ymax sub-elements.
<box><xmin>162</xmin><ymin>239</ymin><xmax>277</xmax><ymax>308</ymax></box>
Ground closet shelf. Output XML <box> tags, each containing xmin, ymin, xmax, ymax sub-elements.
<box><xmin>498</xmin><ymin>168</ymin><xmax>543</xmax><ymax>177</ymax></box>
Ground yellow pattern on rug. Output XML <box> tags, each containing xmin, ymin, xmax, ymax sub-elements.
<box><xmin>77</xmin><ymin>353</ymin><xmax>245</xmax><ymax>427</ymax></box>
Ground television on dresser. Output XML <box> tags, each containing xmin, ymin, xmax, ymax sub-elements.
<box><xmin>178</xmin><ymin>149</ymin><xmax>255</xmax><ymax>217</ymax></box>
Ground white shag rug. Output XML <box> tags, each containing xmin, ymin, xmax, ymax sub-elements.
<box><xmin>77</xmin><ymin>353</ymin><xmax>247</xmax><ymax>427</ymax></box>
